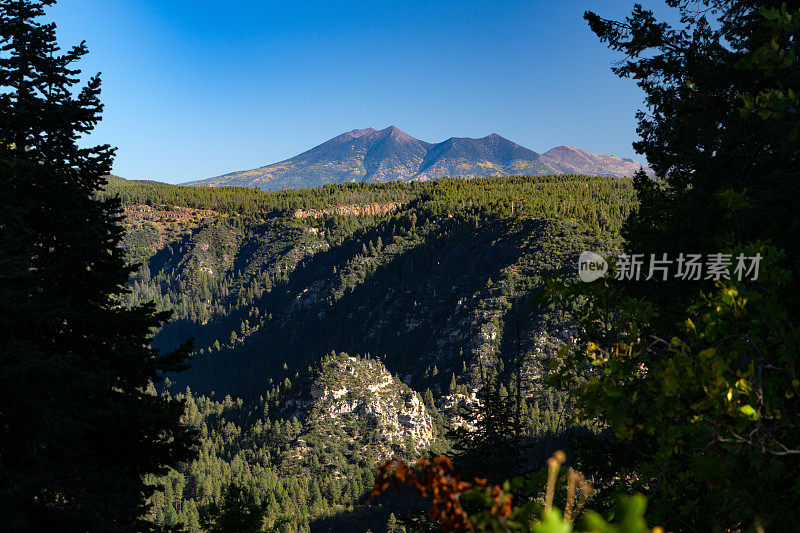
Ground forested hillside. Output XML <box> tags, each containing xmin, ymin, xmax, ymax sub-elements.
<box><xmin>102</xmin><ymin>173</ymin><xmax>636</xmax><ymax>530</ymax></box>
<box><xmin>105</xmin><ymin>174</ymin><xmax>634</xmax><ymax>396</ymax></box>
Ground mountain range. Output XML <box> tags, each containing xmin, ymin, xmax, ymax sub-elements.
<box><xmin>184</xmin><ymin>126</ymin><xmax>652</xmax><ymax>190</ymax></box>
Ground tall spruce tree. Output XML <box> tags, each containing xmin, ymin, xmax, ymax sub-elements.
<box><xmin>0</xmin><ymin>0</ymin><xmax>195</xmax><ymax>530</ymax></box>
<box><xmin>448</xmin><ymin>380</ymin><xmax>516</xmax><ymax>480</ymax></box>
<box><xmin>586</xmin><ymin>1</ymin><xmax>800</xmax><ymax>322</ymax></box>
<box><xmin>202</xmin><ymin>484</ymin><xmax>264</xmax><ymax>533</ymax></box>
<box><xmin>547</xmin><ymin>2</ymin><xmax>800</xmax><ymax>530</ymax></box>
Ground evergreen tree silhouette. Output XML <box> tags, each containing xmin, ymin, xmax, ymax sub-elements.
<box><xmin>0</xmin><ymin>0</ymin><xmax>195</xmax><ymax>530</ymax></box>
<box><xmin>202</xmin><ymin>484</ymin><xmax>264</xmax><ymax>533</ymax></box>
<box><xmin>447</xmin><ymin>380</ymin><xmax>516</xmax><ymax>480</ymax></box>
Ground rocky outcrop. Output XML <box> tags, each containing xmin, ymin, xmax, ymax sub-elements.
<box><xmin>122</xmin><ymin>203</ymin><xmax>220</xmax><ymax>226</ymax></box>
<box><xmin>293</xmin><ymin>202</ymin><xmax>404</xmax><ymax>219</ymax></box>
<box><xmin>439</xmin><ymin>391</ymin><xmax>480</xmax><ymax>430</ymax></box>
<box><xmin>397</xmin><ymin>392</ymin><xmax>431</xmax><ymax>444</ymax></box>
<box><xmin>289</xmin><ymin>353</ymin><xmax>434</xmax><ymax>462</ymax></box>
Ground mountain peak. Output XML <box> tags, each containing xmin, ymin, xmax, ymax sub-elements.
<box><xmin>349</xmin><ymin>128</ymin><xmax>376</xmax><ymax>138</ymax></box>
<box><xmin>323</xmin><ymin>128</ymin><xmax>377</xmax><ymax>146</ymax></box>
<box><xmin>377</xmin><ymin>125</ymin><xmax>415</xmax><ymax>142</ymax></box>
<box><xmin>184</xmin><ymin>129</ymin><xmax>653</xmax><ymax>189</ymax></box>
<box><xmin>540</xmin><ymin>145</ymin><xmax>653</xmax><ymax>177</ymax></box>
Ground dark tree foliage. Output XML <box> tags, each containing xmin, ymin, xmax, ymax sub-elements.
<box><xmin>586</xmin><ymin>0</ymin><xmax>800</xmax><ymax>321</ymax></box>
<box><xmin>548</xmin><ymin>2</ymin><xmax>800</xmax><ymax>530</ymax></box>
<box><xmin>202</xmin><ymin>484</ymin><xmax>264</xmax><ymax>533</ymax></box>
<box><xmin>448</xmin><ymin>381</ymin><xmax>518</xmax><ymax>481</ymax></box>
<box><xmin>0</xmin><ymin>1</ymin><xmax>195</xmax><ymax>530</ymax></box>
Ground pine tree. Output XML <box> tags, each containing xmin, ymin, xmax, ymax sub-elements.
<box><xmin>0</xmin><ymin>1</ymin><xmax>195</xmax><ymax>529</ymax></box>
<box><xmin>386</xmin><ymin>512</ymin><xmax>400</xmax><ymax>533</ymax></box>
<box><xmin>448</xmin><ymin>381</ymin><xmax>516</xmax><ymax>480</ymax></box>
<box><xmin>202</xmin><ymin>484</ymin><xmax>264</xmax><ymax>533</ymax></box>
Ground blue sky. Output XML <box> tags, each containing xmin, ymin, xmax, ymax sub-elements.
<box><xmin>50</xmin><ymin>0</ymin><xmax>658</xmax><ymax>184</ymax></box>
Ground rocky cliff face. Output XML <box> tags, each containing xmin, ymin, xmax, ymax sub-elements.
<box><xmin>286</xmin><ymin>353</ymin><xmax>434</xmax><ymax>464</ymax></box>
<box><xmin>293</xmin><ymin>201</ymin><xmax>404</xmax><ymax>219</ymax></box>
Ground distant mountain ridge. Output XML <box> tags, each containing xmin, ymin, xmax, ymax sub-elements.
<box><xmin>184</xmin><ymin>126</ymin><xmax>652</xmax><ymax>190</ymax></box>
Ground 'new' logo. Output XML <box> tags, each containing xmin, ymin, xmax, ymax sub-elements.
<box><xmin>578</xmin><ymin>251</ymin><xmax>608</xmax><ymax>282</ymax></box>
